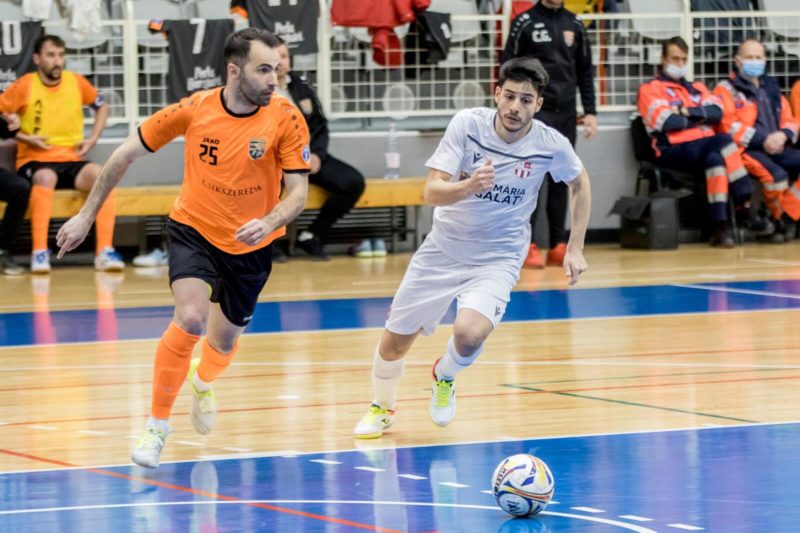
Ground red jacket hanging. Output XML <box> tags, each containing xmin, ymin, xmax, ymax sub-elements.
<box><xmin>331</xmin><ymin>0</ymin><xmax>430</xmax><ymax>66</ymax></box>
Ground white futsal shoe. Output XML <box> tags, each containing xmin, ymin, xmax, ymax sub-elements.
<box><xmin>188</xmin><ymin>358</ymin><xmax>217</xmax><ymax>435</ymax></box>
<box><xmin>132</xmin><ymin>424</ymin><xmax>170</xmax><ymax>468</ymax></box>
<box><xmin>354</xmin><ymin>403</ymin><xmax>396</xmax><ymax>439</ymax></box>
<box><xmin>430</xmin><ymin>359</ymin><xmax>456</xmax><ymax>427</ymax></box>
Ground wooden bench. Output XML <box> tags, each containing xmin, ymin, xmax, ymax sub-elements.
<box><xmin>0</xmin><ymin>177</ymin><xmax>428</xmax><ymax>251</ymax></box>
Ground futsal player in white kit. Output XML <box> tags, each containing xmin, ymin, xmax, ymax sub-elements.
<box><xmin>353</xmin><ymin>57</ymin><xmax>592</xmax><ymax>438</ymax></box>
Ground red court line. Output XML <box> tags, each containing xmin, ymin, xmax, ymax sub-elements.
<box><xmin>0</xmin><ymin>448</ymin><xmax>403</xmax><ymax>533</ymax></box>
<box><xmin>0</xmin><ymin>365</ymin><xmax>384</xmax><ymax>394</ymax></box>
<box><xmin>3</xmin><ymin>341</ymin><xmax>798</xmax><ymax>394</ymax></box>
<box><xmin>4</xmin><ymin>373</ymin><xmax>800</xmax><ymax>428</ymax></box>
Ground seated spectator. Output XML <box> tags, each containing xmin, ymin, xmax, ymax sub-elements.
<box><xmin>714</xmin><ymin>39</ymin><xmax>800</xmax><ymax>242</ymax></box>
<box><xmin>0</xmin><ymin>113</ymin><xmax>31</xmax><ymax>275</ymax></box>
<box><xmin>790</xmin><ymin>79</ymin><xmax>800</xmax><ymax>123</ymax></box>
<box><xmin>0</xmin><ymin>34</ymin><xmax>122</xmax><ymax>274</ymax></box>
<box><xmin>275</xmin><ymin>40</ymin><xmax>375</xmax><ymax>260</ymax></box>
<box><xmin>637</xmin><ymin>36</ymin><xmax>770</xmax><ymax>247</ymax></box>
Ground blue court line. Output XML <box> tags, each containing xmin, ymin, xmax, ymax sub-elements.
<box><xmin>2</xmin><ymin>423</ymin><xmax>800</xmax><ymax>532</ymax></box>
<box><xmin>1</xmin><ymin>279</ymin><xmax>799</xmax><ymax>347</ymax></box>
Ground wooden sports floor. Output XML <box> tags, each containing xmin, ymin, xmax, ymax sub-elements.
<box><xmin>1</xmin><ymin>242</ymin><xmax>799</xmax><ymax>532</ymax></box>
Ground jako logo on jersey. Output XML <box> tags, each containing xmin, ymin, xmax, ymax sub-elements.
<box><xmin>473</xmin><ymin>151</ymin><xmax>482</xmax><ymax>164</ymax></box>
<box><xmin>515</xmin><ymin>161</ymin><xmax>532</xmax><ymax>179</ymax></box>
<box><xmin>302</xmin><ymin>145</ymin><xmax>311</xmax><ymax>162</ymax></box>
<box><xmin>249</xmin><ymin>138</ymin><xmax>266</xmax><ymax>160</ymax></box>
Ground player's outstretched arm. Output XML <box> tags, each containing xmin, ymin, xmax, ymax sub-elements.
<box><xmin>423</xmin><ymin>159</ymin><xmax>495</xmax><ymax>206</ymax></box>
<box><xmin>236</xmin><ymin>171</ymin><xmax>308</xmax><ymax>246</ymax></box>
<box><xmin>56</xmin><ymin>133</ymin><xmax>150</xmax><ymax>258</ymax></box>
<box><xmin>564</xmin><ymin>167</ymin><xmax>591</xmax><ymax>285</ymax></box>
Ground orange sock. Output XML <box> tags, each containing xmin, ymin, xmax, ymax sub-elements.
<box><xmin>151</xmin><ymin>321</ymin><xmax>200</xmax><ymax>419</ymax></box>
<box><xmin>30</xmin><ymin>185</ymin><xmax>54</xmax><ymax>251</ymax></box>
<box><xmin>94</xmin><ymin>189</ymin><xmax>116</xmax><ymax>254</ymax></box>
<box><xmin>197</xmin><ymin>338</ymin><xmax>238</xmax><ymax>383</ymax></box>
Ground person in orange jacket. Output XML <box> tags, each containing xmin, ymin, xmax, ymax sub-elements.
<box><xmin>790</xmin><ymin>79</ymin><xmax>800</xmax><ymax>129</ymax></box>
<box><xmin>637</xmin><ymin>36</ymin><xmax>771</xmax><ymax>247</ymax></box>
<box><xmin>715</xmin><ymin>39</ymin><xmax>800</xmax><ymax>242</ymax></box>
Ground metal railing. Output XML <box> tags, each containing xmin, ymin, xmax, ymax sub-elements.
<box><xmin>22</xmin><ymin>1</ymin><xmax>800</xmax><ymax>132</ymax></box>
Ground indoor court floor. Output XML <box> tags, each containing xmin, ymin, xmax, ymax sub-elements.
<box><xmin>1</xmin><ymin>243</ymin><xmax>799</xmax><ymax>532</ymax></box>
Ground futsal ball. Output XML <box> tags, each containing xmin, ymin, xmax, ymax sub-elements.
<box><xmin>492</xmin><ymin>454</ymin><xmax>555</xmax><ymax>517</ymax></box>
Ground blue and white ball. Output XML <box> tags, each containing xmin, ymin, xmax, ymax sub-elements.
<box><xmin>492</xmin><ymin>454</ymin><xmax>555</xmax><ymax>517</ymax></box>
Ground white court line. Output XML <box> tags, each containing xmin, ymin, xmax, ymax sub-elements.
<box><xmin>309</xmin><ymin>459</ymin><xmax>342</xmax><ymax>465</ymax></box>
<box><xmin>571</xmin><ymin>506</ymin><xmax>606</xmax><ymax>513</ymax></box>
<box><xmin>397</xmin><ymin>474</ymin><xmax>426</xmax><ymax>480</ymax></box>
<box><xmin>439</xmin><ymin>482</ymin><xmax>470</xmax><ymax>488</ymax></box>
<box><xmin>173</xmin><ymin>440</ymin><xmax>202</xmax><ymax>447</ymax></box>
<box><xmin>671</xmin><ymin>283</ymin><xmax>800</xmax><ymax>300</ymax></box>
<box><xmin>354</xmin><ymin>466</ymin><xmax>385</xmax><ymax>473</ymax></box>
<box><xmin>480</xmin><ymin>490</ymin><xmax>493</xmax><ymax>494</ymax></box>
<box><xmin>0</xmin><ymin>499</ymin><xmax>659</xmax><ymax>532</ymax></box>
<box><xmin>620</xmin><ymin>515</ymin><xmax>654</xmax><ymax>522</ymax></box>
<box><xmin>5</xmin><ymin>420</ymin><xmax>800</xmax><ymax>476</ymax></box>
<box><xmin>667</xmin><ymin>524</ymin><xmax>704</xmax><ymax>531</ymax></box>
<box><xmin>198</xmin><ymin>450</ymin><xmax>301</xmax><ymax>461</ymax></box>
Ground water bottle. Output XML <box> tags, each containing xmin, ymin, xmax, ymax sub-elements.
<box><xmin>384</xmin><ymin>122</ymin><xmax>400</xmax><ymax>180</ymax></box>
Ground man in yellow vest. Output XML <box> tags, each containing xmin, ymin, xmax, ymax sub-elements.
<box><xmin>0</xmin><ymin>34</ymin><xmax>120</xmax><ymax>273</ymax></box>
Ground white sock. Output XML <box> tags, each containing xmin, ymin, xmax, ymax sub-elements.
<box><xmin>147</xmin><ymin>416</ymin><xmax>170</xmax><ymax>433</ymax></box>
<box><xmin>193</xmin><ymin>372</ymin><xmax>211</xmax><ymax>392</ymax></box>
<box><xmin>298</xmin><ymin>231</ymin><xmax>314</xmax><ymax>242</ymax></box>
<box><xmin>435</xmin><ymin>336</ymin><xmax>483</xmax><ymax>381</ymax></box>
<box><xmin>372</xmin><ymin>344</ymin><xmax>404</xmax><ymax>410</ymax></box>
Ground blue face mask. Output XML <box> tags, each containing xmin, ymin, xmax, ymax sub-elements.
<box><xmin>663</xmin><ymin>62</ymin><xmax>687</xmax><ymax>80</ymax></box>
<box><xmin>741</xmin><ymin>60</ymin><xmax>766</xmax><ymax>78</ymax></box>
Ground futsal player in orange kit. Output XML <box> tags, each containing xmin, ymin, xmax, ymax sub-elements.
<box><xmin>56</xmin><ymin>28</ymin><xmax>311</xmax><ymax>468</ymax></box>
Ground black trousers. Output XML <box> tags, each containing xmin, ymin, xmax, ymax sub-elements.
<box><xmin>531</xmin><ymin>108</ymin><xmax>577</xmax><ymax>246</ymax></box>
<box><xmin>0</xmin><ymin>167</ymin><xmax>31</xmax><ymax>250</ymax></box>
<box><xmin>308</xmin><ymin>155</ymin><xmax>366</xmax><ymax>240</ymax></box>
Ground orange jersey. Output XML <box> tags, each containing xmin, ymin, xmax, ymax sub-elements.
<box><xmin>0</xmin><ymin>71</ymin><xmax>100</xmax><ymax>168</ymax></box>
<box><xmin>138</xmin><ymin>87</ymin><xmax>310</xmax><ymax>254</ymax></box>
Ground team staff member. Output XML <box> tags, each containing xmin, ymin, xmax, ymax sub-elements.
<box><xmin>56</xmin><ymin>28</ymin><xmax>311</xmax><ymax>468</ymax></box>
<box><xmin>638</xmin><ymin>36</ymin><xmax>769</xmax><ymax>247</ymax></box>
<box><xmin>0</xmin><ymin>34</ymin><xmax>120</xmax><ymax>273</ymax></box>
<box><xmin>275</xmin><ymin>40</ymin><xmax>367</xmax><ymax>260</ymax></box>
<box><xmin>502</xmin><ymin>0</ymin><xmax>597</xmax><ymax>269</ymax></box>
<box><xmin>714</xmin><ymin>39</ymin><xmax>800</xmax><ymax>242</ymax></box>
<box><xmin>0</xmin><ymin>113</ymin><xmax>30</xmax><ymax>275</ymax></box>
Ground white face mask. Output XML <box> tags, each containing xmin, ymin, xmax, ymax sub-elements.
<box><xmin>663</xmin><ymin>62</ymin><xmax>687</xmax><ymax>80</ymax></box>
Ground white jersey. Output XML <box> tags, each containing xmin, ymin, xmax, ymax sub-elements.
<box><xmin>425</xmin><ymin>107</ymin><xmax>584</xmax><ymax>265</ymax></box>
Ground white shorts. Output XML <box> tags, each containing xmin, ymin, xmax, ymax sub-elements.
<box><xmin>385</xmin><ymin>238</ymin><xmax>521</xmax><ymax>336</ymax></box>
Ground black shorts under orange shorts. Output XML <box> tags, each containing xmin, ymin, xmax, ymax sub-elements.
<box><xmin>165</xmin><ymin>218</ymin><xmax>273</xmax><ymax>327</ymax></box>
<box><xmin>18</xmin><ymin>161</ymin><xmax>91</xmax><ymax>190</ymax></box>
